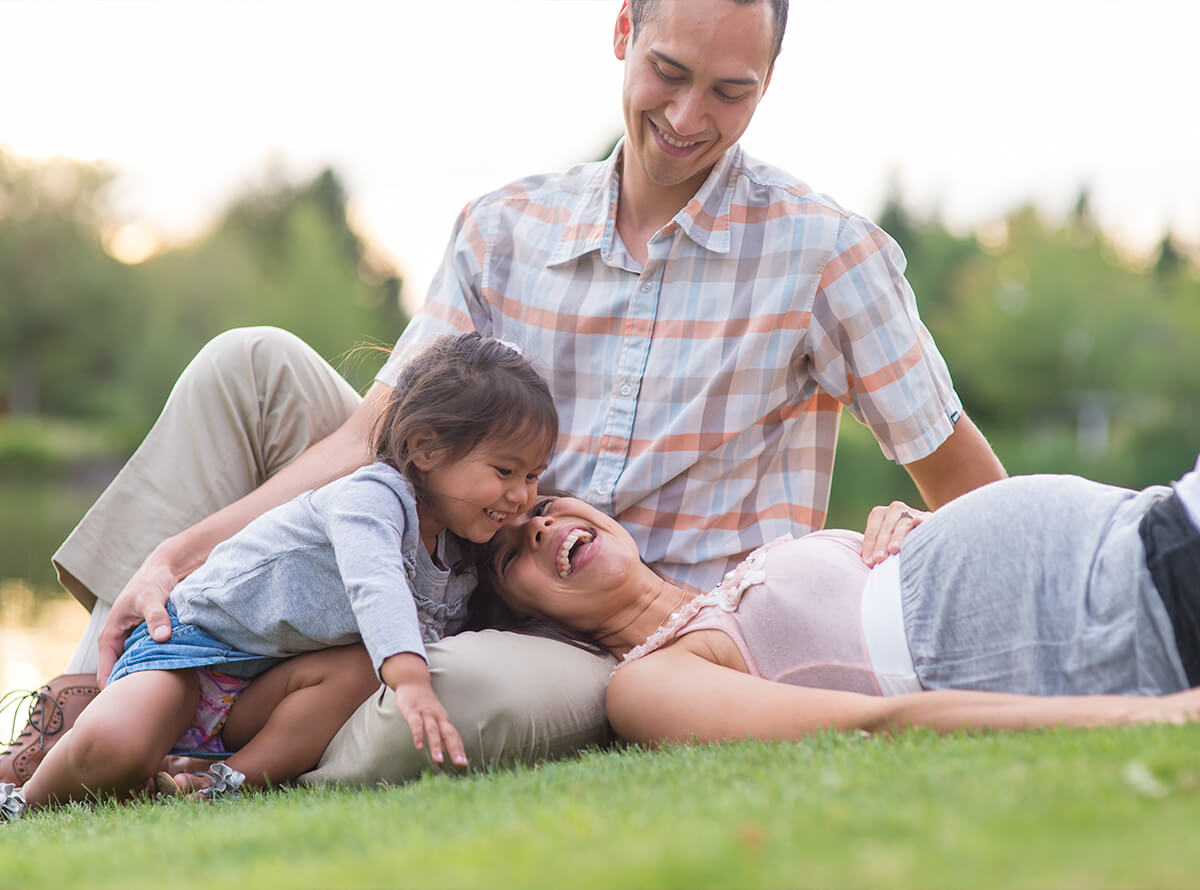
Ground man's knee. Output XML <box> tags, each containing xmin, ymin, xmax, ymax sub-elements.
<box><xmin>189</xmin><ymin>326</ymin><xmax>313</xmax><ymax>383</ymax></box>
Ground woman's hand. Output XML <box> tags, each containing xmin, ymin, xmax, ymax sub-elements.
<box><xmin>861</xmin><ymin>501</ymin><xmax>930</xmax><ymax>567</ymax></box>
<box><xmin>383</xmin><ymin>653</ymin><xmax>468</xmax><ymax>767</ymax></box>
<box><xmin>96</xmin><ymin>545</ymin><xmax>182</xmax><ymax>686</ymax></box>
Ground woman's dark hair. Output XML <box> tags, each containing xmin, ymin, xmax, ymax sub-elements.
<box><xmin>372</xmin><ymin>333</ymin><xmax>558</xmax><ymax>506</ymax></box>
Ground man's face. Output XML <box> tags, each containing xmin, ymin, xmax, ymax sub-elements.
<box><xmin>615</xmin><ymin>0</ymin><xmax>775</xmax><ymax>197</ymax></box>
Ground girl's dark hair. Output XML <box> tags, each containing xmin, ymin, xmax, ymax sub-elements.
<box><xmin>372</xmin><ymin>332</ymin><xmax>558</xmax><ymax>505</ymax></box>
<box><xmin>465</xmin><ymin>487</ymin><xmax>611</xmax><ymax>657</ymax></box>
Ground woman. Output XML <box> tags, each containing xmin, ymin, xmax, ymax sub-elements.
<box><xmin>483</xmin><ymin>457</ymin><xmax>1200</xmax><ymax>745</ymax></box>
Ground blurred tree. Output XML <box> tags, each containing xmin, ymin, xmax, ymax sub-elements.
<box><xmin>1155</xmin><ymin>229</ymin><xmax>1183</xmax><ymax>279</ymax></box>
<box><xmin>0</xmin><ymin>150</ymin><xmax>407</xmax><ymax>442</ymax></box>
<box><xmin>127</xmin><ymin>165</ymin><xmax>406</xmax><ymax>423</ymax></box>
<box><xmin>829</xmin><ymin>197</ymin><xmax>1200</xmax><ymax>528</ymax></box>
<box><xmin>0</xmin><ymin>153</ymin><xmax>136</xmax><ymax>418</ymax></box>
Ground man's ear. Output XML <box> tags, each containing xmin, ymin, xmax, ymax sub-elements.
<box><xmin>761</xmin><ymin>62</ymin><xmax>775</xmax><ymax>99</ymax></box>
<box><xmin>613</xmin><ymin>0</ymin><xmax>632</xmax><ymax>60</ymax></box>
<box><xmin>408</xmin><ymin>431</ymin><xmax>441</xmax><ymax>472</ymax></box>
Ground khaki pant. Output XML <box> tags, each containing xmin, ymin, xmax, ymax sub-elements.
<box><xmin>53</xmin><ymin>327</ymin><xmax>615</xmax><ymax>785</ymax></box>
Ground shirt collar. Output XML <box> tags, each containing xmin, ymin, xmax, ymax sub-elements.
<box><xmin>672</xmin><ymin>143</ymin><xmax>739</xmax><ymax>255</ymax></box>
<box><xmin>548</xmin><ymin>140</ymin><xmax>741</xmax><ymax>266</ymax></box>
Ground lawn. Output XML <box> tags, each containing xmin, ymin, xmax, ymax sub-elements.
<box><xmin>3</xmin><ymin>726</ymin><xmax>1199</xmax><ymax>889</ymax></box>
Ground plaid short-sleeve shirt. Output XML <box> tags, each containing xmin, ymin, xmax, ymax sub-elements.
<box><xmin>379</xmin><ymin>142</ymin><xmax>962</xmax><ymax>593</ymax></box>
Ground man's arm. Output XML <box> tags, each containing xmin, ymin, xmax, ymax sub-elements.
<box><xmin>903</xmin><ymin>413</ymin><xmax>1006</xmax><ymax>510</ymax></box>
<box><xmin>96</xmin><ymin>381</ymin><xmax>391</xmax><ymax>684</ymax></box>
<box><xmin>860</xmin><ymin>415</ymin><xmax>1005</xmax><ymax>565</ymax></box>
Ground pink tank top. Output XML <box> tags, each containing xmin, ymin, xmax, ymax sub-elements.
<box><xmin>620</xmin><ymin>531</ymin><xmax>881</xmax><ymax>695</ymax></box>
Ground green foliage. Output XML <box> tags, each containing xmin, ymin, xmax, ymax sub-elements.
<box><xmin>829</xmin><ymin>190</ymin><xmax>1200</xmax><ymax>528</ymax></box>
<box><xmin>0</xmin><ymin>150</ymin><xmax>407</xmax><ymax>447</ymax></box>
<box><xmin>4</xmin><ymin>147</ymin><xmax>1200</xmax><ymax>533</ymax></box>
<box><xmin>4</xmin><ymin>727</ymin><xmax>1200</xmax><ymax>888</ymax></box>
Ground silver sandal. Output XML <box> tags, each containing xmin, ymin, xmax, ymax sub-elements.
<box><xmin>153</xmin><ymin>761</ymin><xmax>245</xmax><ymax>801</ymax></box>
<box><xmin>0</xmin><ymin>782</ymin><xmax>26</xmax><ymax>822</ymax></box>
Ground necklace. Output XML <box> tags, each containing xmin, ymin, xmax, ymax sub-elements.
<box><xmin>598</xmin><ymin>585</ymin><xmax>691</xmax><ymax>645</ymax></box>
<box><xmin>665</xmin><ymin>587</ymin><xmax>689</xmax><ymax>618</ymax></box>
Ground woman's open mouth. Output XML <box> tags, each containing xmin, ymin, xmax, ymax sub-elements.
<box><xmin>557</xmin><ymin>528</ymin><xmax>594</xmax><ymax>579</ymax></box>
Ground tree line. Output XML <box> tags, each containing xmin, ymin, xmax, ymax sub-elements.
<box><xmin>1</xmin><ymin>148</ymin><xmax>1197</xmax><ymax>527</ymax></box>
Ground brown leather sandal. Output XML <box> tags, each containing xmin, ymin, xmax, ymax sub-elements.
<box><xmin>0</xmin><ymin>673</ymin><xmax>100</xmax><ymax>786</ymax></box>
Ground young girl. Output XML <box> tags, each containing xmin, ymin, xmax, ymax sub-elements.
<box><xmin>0</xmin><ymin>333</ymin><xmax>556</xmax><ymax>819</ymax></box>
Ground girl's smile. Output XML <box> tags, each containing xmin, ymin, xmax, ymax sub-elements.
<box><xmin>417</xmin><ymin>434</ymin><xmax>550</xmax><ymax>553</ymax></box>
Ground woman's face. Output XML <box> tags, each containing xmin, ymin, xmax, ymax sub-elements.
<box><xmin>487</xmin><ymin>496</ymin><xmax>644</xmax><ymax>630</ymax></box>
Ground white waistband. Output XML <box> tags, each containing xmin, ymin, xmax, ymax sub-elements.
<box><xmin>860</xmin><ymin>554</ymin><xmax>922</xmax><ymax>696</ymax></box>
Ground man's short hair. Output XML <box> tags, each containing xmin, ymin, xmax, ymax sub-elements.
<box><xmin>629</xmin><ymin>0</ymin><xmax>789</xmax><ymax>64</ymax></box>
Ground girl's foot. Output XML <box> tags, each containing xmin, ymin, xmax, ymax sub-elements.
<box><xmin>152</xmin><ymin>762</ymin><xmax>245</xmax><ymax>801</ymax></box>
<box><xmin>0</xmin><ymin>782</ymin><xmax>26</xmax><ymax>822</ymax></box>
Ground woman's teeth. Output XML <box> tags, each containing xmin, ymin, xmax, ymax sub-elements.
<box><xmin>558</xmin><ymin>529</ymin><xmax>594</xmax><ymax>579</ymax></box>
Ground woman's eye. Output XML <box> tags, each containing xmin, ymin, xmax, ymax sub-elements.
<box><xmin>500</xmin><ymin>550</ymin><xmax>516</xmax><ymax>576</ymax></box>
<box><xmin>531</xmin><ymin>498</ymin><xmax>553</xmax><ymax>517</ymax></box>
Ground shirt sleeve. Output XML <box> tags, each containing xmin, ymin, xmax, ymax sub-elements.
<box><xmin>322</xmin><ymin>475</ymin><xmax>427</xmax><ymax>677</ymax></box>
<box><xmin>375</xmin><ymin>200</ymin><xmax>495</xmax><ymax>387</ymax></box>
<box><xmin>804</xmin><ymin>213</ymin><xmax>963</xmax><ymax>464</ymax></box>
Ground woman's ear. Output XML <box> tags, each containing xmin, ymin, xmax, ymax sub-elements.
<box><xmin>407</xmin><ymin>430</ymin><xmax>441</xmax><ymax>471</ymax></box>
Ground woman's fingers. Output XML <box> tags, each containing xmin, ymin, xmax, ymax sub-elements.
<box><xmin>862</xmin><ymin>501</ymin><xmax>929</xmax><ymax>566</ymax></box>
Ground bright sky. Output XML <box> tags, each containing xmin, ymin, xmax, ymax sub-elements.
<box><xmin>2</xmin><ymin>0</ymin><xmax>1197</xmax><ymax>308</ymax></box>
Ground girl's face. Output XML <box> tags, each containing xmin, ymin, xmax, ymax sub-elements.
<box><xmin>416</xmin><ymin>431</ymin><xmax>549</xmax><ymax>548</ymax></box>
<box><xmin>487</xmin><ymin>496</ymin><xmax>644</xmax><ymax>631</ymax></box>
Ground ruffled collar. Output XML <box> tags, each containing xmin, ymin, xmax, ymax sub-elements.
<box><xmin>617</xmin><ymin>535</ymin><xmax>793</xmax><ymax>668</ymax></box>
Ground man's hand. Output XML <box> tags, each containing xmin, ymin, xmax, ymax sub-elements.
<box><xmin>861</xmin><ymin>500</ymin><xmax>930</xmax><ymax>567</ymax></box>
<box><xmin>382</xmin><ymin>652</ymin><xmax>468</xmax><ymax>767</ymax></box>
<box><xmin>96</xmin><ymin>548</ymin><xmax>180</xmax><ymax>686</ymax></box>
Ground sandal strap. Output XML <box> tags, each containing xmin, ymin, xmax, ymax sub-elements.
<box><xmin>0</xmin><ymin>782</ymin><xmax>27</xmax><ymax>822</ymax></box>
<box><xmin>197</xmin><ymin>762</ymin><xmax>245</xmax><ymax>800</ymax></box>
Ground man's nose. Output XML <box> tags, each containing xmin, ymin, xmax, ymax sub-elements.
<box><xmin>666</xmin><ymin>88</ymin><xmax>706</xmax><ymax>136</ymax></box>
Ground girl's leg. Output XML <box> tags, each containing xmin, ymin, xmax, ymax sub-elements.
<box><xmin>171</xmin><ymin>645</ymin><xmax>377</xmax><ymax>792</ymax></box>
<box><xmin>20</xmin><ymin>670</ymin><xmax>198</xmax><ymax>810</ymax></box>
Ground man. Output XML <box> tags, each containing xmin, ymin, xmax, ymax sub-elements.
<box><xmin>2</xmin><ymin>0</ymin><xmax>1004</xmax><ymax>787</ymax></box>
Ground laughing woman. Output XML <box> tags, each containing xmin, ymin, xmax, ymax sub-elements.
<box><xmin>481</xmin><ymin>456</ymin><xmax>1200</xmax><ymax>745</ymax></box>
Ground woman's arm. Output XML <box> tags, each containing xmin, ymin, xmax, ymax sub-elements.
<box><xmin>606</xmin><ymin>644</ymin><xmax>1200</xmax><ymax>746</ymax></box>
<box><xmin>95</xmin><ymin>382</ymin><xmax>389</xmax><ymax>685</ymax></box>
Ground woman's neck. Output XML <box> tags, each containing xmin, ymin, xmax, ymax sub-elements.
<box><xmin>594</xmin><ymin>573</ymin><xmax>692</xmax><ymax>658</ymax></box>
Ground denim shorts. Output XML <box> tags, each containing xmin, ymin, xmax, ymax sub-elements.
<box><xmin>109</xmin><ymin>604</ymin><xmax>281</xmax><ymax>685</ymax></box>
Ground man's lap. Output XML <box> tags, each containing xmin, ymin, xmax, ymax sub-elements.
<box><xmin>301</xmin><ymin>629</ymin><xmax>615</xmax><ymax>785</ymax></box>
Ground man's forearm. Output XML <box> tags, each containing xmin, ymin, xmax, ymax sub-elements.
<box><xmin>156</xmin><ymin>381</ymin><xmax>388</xmax><ymax>582</ymax></box>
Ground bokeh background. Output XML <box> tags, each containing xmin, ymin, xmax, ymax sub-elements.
<box><xmin>3</xmin><ymin>0</ymin><xmax>1199</xmax><ymax>694</ymax></box>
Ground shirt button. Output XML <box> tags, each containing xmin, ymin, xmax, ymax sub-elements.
<box><xmin>619</xmin><ymin>383</ymin><xmax>632</xmax><ymax>397</ymax></box>
<box><xmin>640</xmin><ymin>283</ymin><xmax>652</xmax><ymax>292</ymax></box>
<box><xmin>594</xmin><ymin>484</ymin><xmax>610</xmax><ymax>496</ymax></box>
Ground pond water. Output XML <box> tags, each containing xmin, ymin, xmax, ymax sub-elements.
<box><xmin>1</xmin><ymin>476</ymin><xmax>108</xmax><ymax>718</ymax></box>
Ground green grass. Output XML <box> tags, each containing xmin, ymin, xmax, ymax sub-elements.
<box><xmin>4</xmin><ymin>726</ymin><xmax>1200</xmax><ymax>889</ymax></box>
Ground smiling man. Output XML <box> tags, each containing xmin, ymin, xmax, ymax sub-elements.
<box><xmin>7</xmin><ymin>0</ymin><xmax>1005</xmax><ymax>790</ymax></box>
